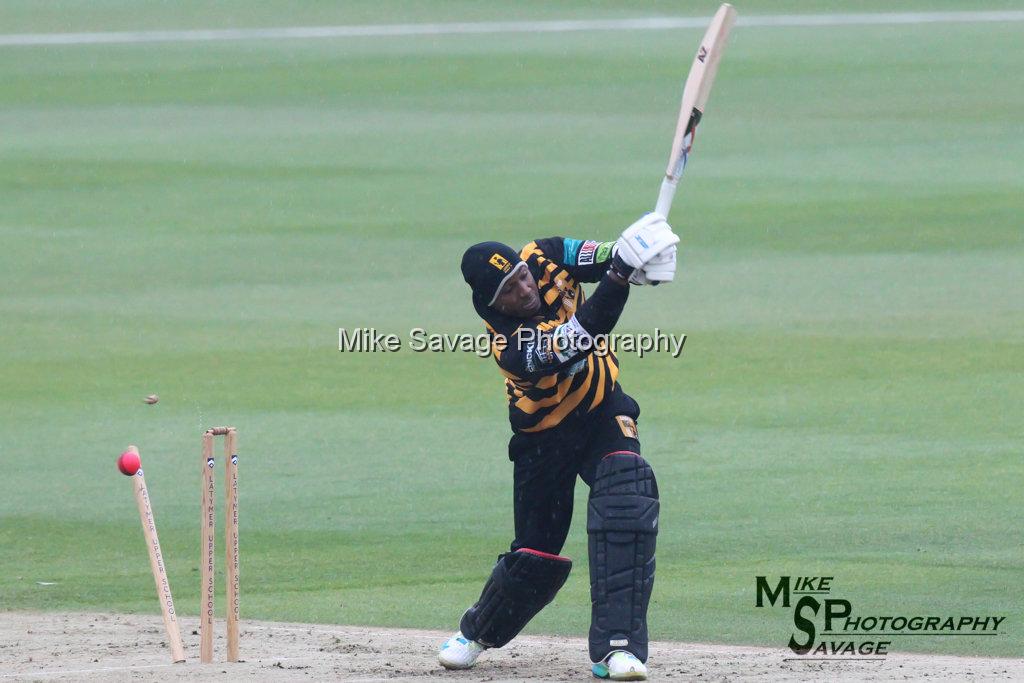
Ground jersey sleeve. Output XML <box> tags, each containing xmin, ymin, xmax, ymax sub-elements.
<box><xmin>532</xmin><ymin>236</ymin><xmax>617</xmax><ymax>283</ymax></box>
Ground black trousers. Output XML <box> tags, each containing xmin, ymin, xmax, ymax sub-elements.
<box><xmin>508</xmin><ymin>386</ymin><xmax>642</xmax><ymax>555</ymax></box>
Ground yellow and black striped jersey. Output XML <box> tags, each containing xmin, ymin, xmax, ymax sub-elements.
<box><xmin>474</xmin><ymin>237</ymin><xmax>622</xmax><ymax>433</ymax></box>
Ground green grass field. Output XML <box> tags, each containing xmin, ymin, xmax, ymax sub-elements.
<box><xmin>1</xmin><ymin>1</ymin><xmax>1021</xmax><ymax>658</ymax></box>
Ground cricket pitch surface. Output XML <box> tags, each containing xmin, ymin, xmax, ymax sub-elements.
<box><xmin>2</xmin><ymin>612</ymin><xmax>1021</xmax><ymax>681</ymax></box>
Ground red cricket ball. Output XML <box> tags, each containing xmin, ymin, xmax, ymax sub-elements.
<box><xmin>118</xmin><ymin>450</ymin><xmax>141</xmax><ymax>476</ymax></box>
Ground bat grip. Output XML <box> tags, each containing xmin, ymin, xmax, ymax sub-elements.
<box><xmin>655</xmin><ymin>177</ymin><xmax>678</xmax><ymax>217</ymax></box>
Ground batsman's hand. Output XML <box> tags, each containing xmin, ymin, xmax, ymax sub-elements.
<box><xmin>611</xmin><ymin>213</ymin><xmax>680</xmax><ymax>283</ymax></box>
<box><xmin>630</xmin><ymin>244</ymin><xmax>677</xmax><ymax>285</ymax></box>
<box><xmin>615</xmin><ymin>213</ymin><xmax>679</xmax><ymax>268</ymax></box>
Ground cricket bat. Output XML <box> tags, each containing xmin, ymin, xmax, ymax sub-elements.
<box><xmin>654</xmin><ymin>3</ymin><xmax>737</xmax><ymax>217</ymax></box>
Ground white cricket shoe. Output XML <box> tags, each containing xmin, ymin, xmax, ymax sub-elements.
<box><xmin>438</xmin><ymin>631</ymin><xmax>486</xmax><ymax>670</ymax></box>
<box><xmin>592</xmin><ymin>650</ymin><xmax>648</xmax><ymax>681</ymax></box>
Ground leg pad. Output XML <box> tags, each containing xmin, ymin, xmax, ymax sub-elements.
<box><xmin>588</xmin><ymin>452</ymin><xmax>659</xmax><ymax>663</ymax></box>
<box><xmin>461</xmin><ymin>548</ymin><xmax>572</xmax><ymax>648</ymax></box>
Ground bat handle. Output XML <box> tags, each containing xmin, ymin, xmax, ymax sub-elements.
<box><xmin>655</xmin><ymin>176</ymin><xmax>678</xmax><ymax>217</ymax></box>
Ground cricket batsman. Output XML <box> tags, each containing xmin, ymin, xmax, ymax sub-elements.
<box><xmin>438</xmin><ymin>213</ymin><xmax>679</xmax><ymax>680</ymax></box>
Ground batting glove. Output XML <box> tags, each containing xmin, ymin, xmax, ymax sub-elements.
<box><xmin>635</xmin><ymin>244</ymin><xmax>678</xmax><ymax>284</ymax></box>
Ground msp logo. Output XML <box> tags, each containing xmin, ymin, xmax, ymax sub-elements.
<box><xmin>756</xmin><ymin>575</ymin><xmax>1006</xmax><ymax>661</ymax></box>
<box><xmin>489</xmin><ymin>253</ymin><xmax>512</xmax><ymax>272</ymax></box>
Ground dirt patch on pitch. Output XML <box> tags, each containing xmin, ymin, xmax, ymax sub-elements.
<box><xmin>1</xmin><ymin>611</ymin><xmax>1020</xmax><ymax>681</ymax></box>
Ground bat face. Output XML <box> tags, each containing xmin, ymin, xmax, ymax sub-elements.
<box><xmin>654</xmin><ymin>3</ymin><xmax>737</xmax><ymax>217</ymax></box>
<box><xmin>666</xmin><ymin>3</ymin><xmax>736</xmax><ymax>179</ymax></box>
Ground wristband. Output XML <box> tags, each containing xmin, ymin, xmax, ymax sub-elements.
<box><xmin>609</xmin><ymin>253</ymin><xmax>635</xmax><ymax>282</ymax></box>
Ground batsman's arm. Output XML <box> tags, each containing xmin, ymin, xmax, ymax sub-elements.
<box><xmin>529</xmin><ymin>237</ymin><xmax>617</xmax><ymax>284</ymax></box>
<box><xmin>496</xmin><ymin>274</ymin><xmax>629</xmax><ymax>380</ymax></box>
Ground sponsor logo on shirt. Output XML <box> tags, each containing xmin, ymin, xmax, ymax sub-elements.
<box><xmin>578</xmin><ymin>240</ymin><xmax>599</xmax><ymax>265</ymax></box>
